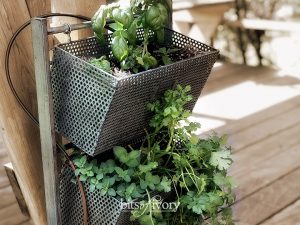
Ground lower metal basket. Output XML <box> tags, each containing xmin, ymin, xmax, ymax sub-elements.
<box><xmin>60</xmin><ymin>167</ymin><xmax>172</xmax><ymax>225</ymax></box>
<box><xmin>51</xmin><ymin>28</ymin><xmax>219</xmax><ymax>156</ymax></box>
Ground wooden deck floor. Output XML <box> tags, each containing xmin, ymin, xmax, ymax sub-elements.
<box><xmin>0</xmin><ymin>62</ymin><xmax>299</xmax><ymax>225</ymax></box>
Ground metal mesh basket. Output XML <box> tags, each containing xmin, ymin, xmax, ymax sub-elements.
<box><xmin>51</xmin><ymin>28</ymin><xmax>219</xmax><ymax>156</ymax></box>
<box><xmin>60</xmin><ymin>166</ymin><xmax>172</xmax><ymax>225</ymax></box>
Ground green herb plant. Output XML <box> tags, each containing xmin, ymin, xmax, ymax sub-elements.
<box><xmin>90</xmin><ymin>0</ymin><xmax>177</xmax><ymax>74</ymax></box>
<box><xmin>72</xmin><ymin>85</ymin><xmax>235</xmax><ymax>225</ymax></box>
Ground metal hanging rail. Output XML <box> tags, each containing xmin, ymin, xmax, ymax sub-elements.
<box><xmin>47</xmin><ymin>21</ymin><xmax>92</xmax><ymax>35</ymax></box>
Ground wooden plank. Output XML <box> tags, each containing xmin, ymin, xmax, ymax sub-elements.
<box><xmin>19</xmin><ymin>220</ymin><xmax>34</xmax><ymax>225</ymax></box>
<box><xmin>209</xmin><ymin>95</ymin><xmax>300</xmax><ymax>136</ymax></box>
<box><xmin>208</xmin><ymin>63</ymin><xmax>247</xmax><ymax>82</ymax></box>
<box><xmin>230</xmin><ymin>124</ymin><xmax>300</xmax><ymax>200</ymax></box>
<box><xmin>0</xmin><ymin>203</ymin><xmax>29</xmax><ymax>225</ymax></box>
<box><xmin>5</xmin><ymin>163</ymin><xmax>30</xmax><ymax>217</ymax></box>
<box><xmin>229</xmin><ymin>106</ymin><xmax>300</xmax><ymax>151</ymax></box>
<box><xmin>0</xmin><ymin>153</ymin><xmax>10</xmax><ymax>189</ymax></box>
<box><xmin>25</xmin><ymin>0</ymin><xmax>50</xmax><ymax>17</ymax></box>
<box><xmin>32</xmin><ymin>18</ymin><xmax>60</xmax><ymax>225</ymax></box>
<box><xmin>194</xmin><ymin>64</ymin><xmax>300</xmax><ymax>138</ymax></box>
<box><xmin>0</xmin><ymin>168</ymin><xmax>10</xmax><ymax>189</ymax></box>
<box><xmin>0</xmin><ymin>0</ymin><xmax>48</xmax><ymax>224</ymax></box>
<box><xmin>51</xmin><ymin>0</ymin><xmax>106</xmax><ymax>42</ymax></box>
<box><xmin>232</xmin><ymin>168</ymin><xmax>300</xmax><ymax>225</ymax></box>
<box><xmin>196</xmin><ymin>63</ymin><xmax>300</xmax><ymax>136</ymax></box>
<box><xmin>261</xmin><ymin>198</ymin><xmax>300</xmax><ymax>225</ymax></box>
<box><xmin>0</xmin><ymin>185</ymin><xmax>17</xmax><ymax>209</ymax></box>
<box><xmin>202</xmin><ymin>64</ymin><xmax>278</xmax><ymax>96</ymax></box>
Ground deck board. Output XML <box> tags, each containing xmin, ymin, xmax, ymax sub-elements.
<box><xmin>0</xmin><ymin>203</ymin><xmax>29</xmax><ymax>225</ymax></box>
<box><xmin>0</xmin><ymin>185</ymin><xmax>19</xmax><ymax>209</ymax></box>
<box><xmin>0</xmin><ymin>62</ymin><xmax>299</xmax><ymax>224</ymax></box>
<box><xmin>262</xmin><ymin>198</ymin><xmax>300</xmax><ymax>225</ymax></box>
<box><xmin>232</xmin><ymin>168</ymin><xmax>300</xmax><ymax>225</ymax></box>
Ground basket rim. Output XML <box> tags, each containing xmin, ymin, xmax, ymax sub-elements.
<box><xmin>54</xmin><ymin>28</ymin><xmax>219</xmax><ymax>81</ymax></box>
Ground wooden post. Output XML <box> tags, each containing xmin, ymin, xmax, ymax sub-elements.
<box><xmin>31</xmin><ymin>18</ymin><xmax>61</xmax><ymax>225</ymax></box>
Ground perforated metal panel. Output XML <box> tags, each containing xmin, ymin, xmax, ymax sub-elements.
<box><xmin>60</xmin><ymin>167</ymin><xmax>173</xmax><ymax>225</ymax></box>
<box><xmin>51</xmin><ymin>28</ymin><xmax>219</xmax><ymax>156</ymax></box>
<box><xmin>60</xmin><ymin>167</ymin><xmax>142</xmax><ymax>225</ymax></box>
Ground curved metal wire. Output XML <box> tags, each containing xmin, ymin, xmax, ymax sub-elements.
<box><xmin>5</xmin><ymin>13</ymin><xmax>90</xmax><ymax>125</ymax></box>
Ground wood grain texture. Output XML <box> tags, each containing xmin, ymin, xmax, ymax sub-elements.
<box><xmin>233</xmin><ymin>168</ymin><xmax>300</xmax><ymax>225</ymax></box>
<box><xmin>0</xmin><ymin>185</ymin><xmax>17</xmax><ymax>209</ymax></box>
<box><xmin>0</xmin><ymin>149</ymin><xmax>10</xmax><ymax>188</ymax></box>
<box><xmin>1</xmin><ymin>1</ymin><xmax>104</xmax><ymax>224</ymax></box>
<box><xmin>0</xmin><ymin>203</ymin><xmax>29</xmax><ymax>225</ymax></box>
<box><xmin>25</xmin><ymin>0</ymin><xmax>51</xmax><ymax>17</ymax></box>
<box><xmin>209</xmin><ymin>95</ymin><xmax>300</xmax><ymax>137</ymax></box>
<box><xmin>231</xmin><ymin>126</ymin><xmax>300</xmax><ymax>201</ymax></box>
<box><xmin>262</xmin><ymin>199</ymin><xmax>300</xmax><ymax>225</ymax></box>
<box><xmin>51</xmin><ymin>0</ymin><xmax>106</xmax><ymax>42</ymax></box>
<box><xmin>229</xmin><ymin>106</ymin><xmax>300</xmax><ymax>151</ymax></box>
<box><xmin>32</xmin><ymin>18</ymin><xmax>60</xmax><ymax>225</ymax></box>
<box><xmin>202</xmin><ymin>64</ymin><xmax>277</xmax><ymax>96</ymax></box>
<box><xmin>0</xmin><ymin>1</ymin><xmax>49</xmax><ymax>224</ymax></box>
<box><xmin>5</xmin><ymin>163</ymin><xmax>30</xmax><ymax>217</ymax></box>
<box><xmin>0</xmin><ymin>169</ymin><xmax>10</xmax><ymax>189</ymax></box>
<box><xmin>19</xmin><ymin>220</ymin><xmax>35</xmax><ymax>225</ymax></box>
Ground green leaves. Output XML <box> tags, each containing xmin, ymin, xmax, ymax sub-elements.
<box><xmin>141</xmin><ymin>53</ymin><xmax>158</xmax><ymax>70</ymax></box>
<box><xmin>125</xmin><ymin>183</ymin><xmax>143</xmax><ymax>202</ymax></box>
<box><xmin>113</xmin><ymin>146</ymin><xmax>127</xmax><ymax>162</ymax></box>
<box><xmin>90</xmin><ymin>56</ymin><xmax>111</xmax><ymax>72</ymax></box>
<box><xmin>112</xmin><ymin>35</ymin><xmax>129</xmax><ymax>62</ymax></box>
<box><xmin>131</xmin><ymin>197</ymin><xmax>165</xmax><ymax>225</ymax></box>
<box><xmin>115</xmin><ymin>167</ymin><xmax>132</xmax><ymax>182</ymax></box>
<box><xmin>181</xmin><ymin>191</ymin><xmax>224</xmax><ymax>215</ymax></box>
<box><xmin>154</xmin><ymin>47</ymin><xmax>179</xmax><ymax>65</ymax></box>
<box><xmin>213</xmin><ymin>173</ymin><xmax>236</xmax><ymax>189</ymax></box>
<box><xmin>157</xmin><ymin>176</ymin><xmax>172</xmax><ymax>192</ymax></box>
<box><xmin>145</xmin><ymin>3</ymin><xmax>168</xmax><ymax>31</ymax></box>
<box><xmin>91</xmin><ymin>1</ymin><xmax>170</xmax><ymax>73</ymax></box>
<box><xmin>210</xmin><ymin>150</ymin><xmax>233</xmax><ymax>171</ymax></box>
<box><xmin>112</xmin><ymin>8</ymin><xmax>134</xmax><ymax>28</ymax></box>
<box><xmin>71</xmin><ymin>85</ymin><xmax>234</xmax><ymax>225</ymax></box>
<box><xmin>140</xmin><ymin>172</ymin><xmax>160</xmax><ymax>190</ymax></box>
<box><xmin>113</xmin><ymin>146</ymin><xmax>141</xmax><ymax>167</ymax></box>
<box><xmin>148</xmin><ymin>84</ymin><xmax>194</xmax><ymax>130</ymax></box>
<box><xmin>127</xmin><ymin>19</ymin><xmax>138</xmax><ymax>45</ymax></box>
<box><xmin>138</xmin><ymin>162</ymin><xmax>158</xmax><ymax>174</ymax></box>
<box><xmin>92</xmin><ymin>5</ymin><xmax>108</xmax><ymax>44</ymax></box>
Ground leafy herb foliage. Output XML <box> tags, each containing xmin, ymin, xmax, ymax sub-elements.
<box><xmin>72</xmin><ymin>85</ymin><xmax>235</xmax><ymax>225</ymax></box>
<box><xmin>91</xmin><ymin>0</ymin><xmax>177</xmax><ymax>74</ymax></box>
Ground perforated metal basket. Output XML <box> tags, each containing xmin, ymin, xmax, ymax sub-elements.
<box><xmin>60</xmin><ymin>167</ymin><xmax>171</xmax><ymax>225</ymax></box>
<box><xmin>51</xmin><ymin>28</ymin><xmax>219</xmax><ymax>156</ymax></box>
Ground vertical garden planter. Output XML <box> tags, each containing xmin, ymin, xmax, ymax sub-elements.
<box><xmin>51</xmin><ymin>29</ymin><xmax>219</xmax><ymax>156</ymax></box>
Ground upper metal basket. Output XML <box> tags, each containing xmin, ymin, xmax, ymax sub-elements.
<box><xmin>51</xmin><ymin>28</ymin><xmax>219</xmax><ymax>156</ymax></box>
